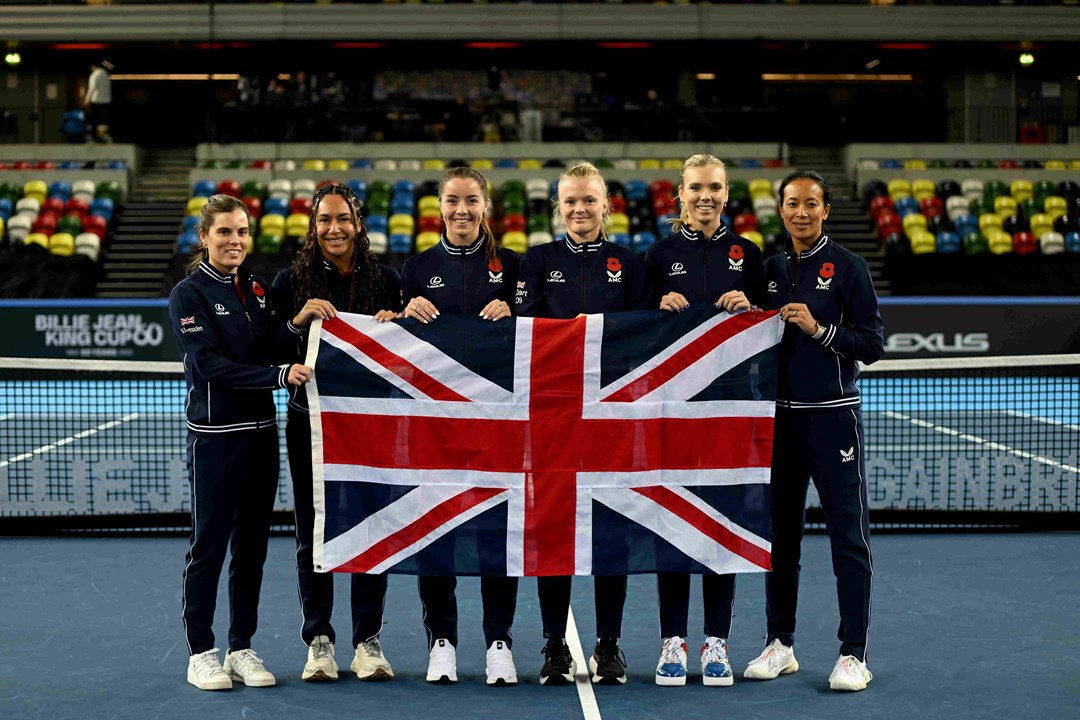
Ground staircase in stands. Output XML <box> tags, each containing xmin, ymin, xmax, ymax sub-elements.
<box><xmin>96</xmin><ymin>146</ymin><xmax>194</xmax><ymax>298</ymax></box>
<box><xmin>787</xmin><ymin>146</ymin><xmax>889</xmax><ymax>297</ymax></box>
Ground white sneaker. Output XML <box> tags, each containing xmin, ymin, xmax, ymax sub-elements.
<box><xmin>655</xmin><ymin>636</ymin><xmax>688</xmax><ymax>686</ymax></box>
<box><xmin>426</xmin><ymin>638</ymin><xmax>458</xmax><ymax>683</ymax></box>
<box><xmin>187</xmin><ymin>648</ymin><xmax>232</xmax><ymax>691</ymax></box>
<box><xmin>302</xmin><ymin>635</ymin><xmax>338</xmax><ymax>681</ymax></box>
<box><xmin>829</xmin><ymin>655</ymin><xmax>873</xmax><ymax>691</ymax></box>
<box><xmin>351</xmin><ymin>638</ymin><xmax>394</xmax><ymax>680</ymax></box>
<box><xmin>744</xmin><ymin>638</ymin><xmax>799</xmax><ymax>680</ymax></box>
<box><xmin>485</xmin><ymin>640</ymin><xmax>518</xmax><ymax>686</ymax></box>
<box><xmin>224</xmin><ymin>648</ymin><xmax>277</xmax><ymax>687</ymax></box>
<box><xmin>700</xmin><ymin>636</ymin><xmax>733</xmax><ymax>687</ymax></box>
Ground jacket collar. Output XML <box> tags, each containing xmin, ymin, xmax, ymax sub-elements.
<box><xmin>679</xmin><ymin>224</ymin><xmax>728</xmax><ymax>243</ymax></box>
<box><xmin>788</xmin><ymin>233</ymin><xmax>830</xmax><ymax>261</ymax></box>
<box><xmin>440</xmin><ymin>233</ymin><xmax>486</xmax><ymax>256</ymax></box>
<box><xmin>564</xmin><ymin>236</ymin><xmax>605</xmax><ymax>254</ymax></box>
<box><xmin>198</xmin><ymin>260</ymin><xmax>240</xmax><ymax>284</ymax></box>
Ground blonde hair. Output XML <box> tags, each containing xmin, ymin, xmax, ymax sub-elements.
<box><xmin>552</xmin><ymin>161</ymin><xmax>611</xmax><ymax>241</ymax></box>
<box><xmin>671</xmin><ymin>153</ymin><xmax>727</xmax><ymax>233</ymax></box>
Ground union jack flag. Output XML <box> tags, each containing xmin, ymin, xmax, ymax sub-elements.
<box><xmin>308</xmin><ymin>307</ymin><xmax>782</xmax><ymax>577</ymax></box>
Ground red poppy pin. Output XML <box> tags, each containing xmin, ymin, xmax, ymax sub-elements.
<box><xmin>607</xmin><ymin>257</ymin><xmax>622</xmax><ymax>273</ymax></box>
<box><xmin>819</xmin><ymin>262</ymin><xmax>835</xmax><ymax>279</ymax></box>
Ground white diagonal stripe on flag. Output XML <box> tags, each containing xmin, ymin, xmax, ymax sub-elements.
<box><xmin>577</xmin><ymin>468</ymin><xmax>771</xmax><ymax>489</ymax></box>
<box><xmin>598</xmin><ymin>313</ymin><xmax>783</xmax><ymax>403</ymax></box>
<box><xmin>321</xmin><ymin>484</ymin><xmax>509</xmax><ymax>573</ymax></box>
<box><xmin>592</xmin><ymin>487</ymin><xmax>768</xmax><ymax>574</ymax></box>
<box><xmin>334</xmin><ymin>316</ymin><xmax>516</xmax><ymax>403</ymax></box>
<box><xmin>582</xmin><ymin>398</ymin><xmax>775</xmax><ymax>420</ymax></box>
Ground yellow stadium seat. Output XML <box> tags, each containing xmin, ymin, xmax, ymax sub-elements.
<box><xmin>518</xmin><ymin>159</ymin><xmax>542</xmax><ymax>170</ymax></box>
<box><xmin>993</xmin><ymin>196</ymin><xmax>1018</xmax><ymax>216</ymax></box>
<box><xmin>1044</xmin><ymin>160</ymin><xmax>1066</xmax><ymax>170</ymax></box>
<box><xmin>1029</xmin><ymin>213</ymin><xmax>1054</xmax><ymax>238</ymax></box>
<box><xmin>23</xmin><ymin>180</ymin><xmax>47</xmax><ymax>202</ymax></box>
<box><xmin>1009</xmin><ymin>179</ymin><xmax>1033</xmax><ymax>202</ymax></box>
<box><xmin>903</xmin><ymin>159</ymin><xmax>927</xmax><ymax>170</ymax></box>
<box><xmin>911</xmin><ymin>179</ymin><xmax>936</xmax><ymax>201</ymax></box>
<box><xmin>326</xmin><ymin>159</ymin><xmax>349</xmax><ymax>171</ymax></box>
<box><xmin>986</xmin><ymin>229</ymin><xmax>1013</xmax><ymax>254</ymax></box>
<box><xmin>978</xmin><ymin>213</ymin><xmax>1004</xmax><ymax>233</ymax></box>
<box><xmin>743</xmin><ymin>230</ymin><xmax>764</xmax><ymax>252</ymax></box>
<box><xmin>422</xmin><ymin>159</ymin><xmax>446</xmax><ymax>171</ymax></box>
<box><xmin>285</xmin><ymin>213</ymin><xmax>309</xmax><ymax>237</ymax></box>
<box><xmin>260</xmin><ymin>214</ymin><xmax>286</xmax><ymax>234</ymax></box>
<box><xmin>49</xmin><ymin>232</ymin><xmax>75</xmax><ymax>256</ymax></box>
<box><xmin>501</xmin><ymin>231</ymin><xmax>527</xmax><ymax>253</ymax></box>
<box><xmin>1070</xmin><ymin>160</ymin><xmax>1080</xmax><ymax>171</ymax></box>
<box><xmin>389</xmin><ymin>214</ymin><xmax>415</xmax><ymax>235</ymax></box>
<box><xmin>887</xmin><ymin>178</ymin><xmax>911</xmax><ymax>197</ymax></box>
<box><xmin>25</xmin><ymin>232</ymin><xmax>50</xmax><ymax>249</ymax></box>
<box><xmin>638</xmin><ymin>159</ymin><xmax>661</xmax><ymax>170</ymax></box>
<box><xmin>902</xmin><ymin>213</ymin><xmax>927</xmax><ymax>233</ymax></box>
<box><xmin>749</xmin><ymin>179</ymin><xmax>773</xmax><ymax>198</ymax></box>
<box><xmin>417</xmin><ymin>196</ymin><xmax>440</xmax><ymax>216</ymax></box>
<box><xmin>415</xmin><ymin>231</ymin><xmax>441</xmax><ymax>252</ymax></box>
<box><xmin>471</xmin><ymin>159</ymin><xmax>494</xmax><ymax>170</ymax></box>
<box><xmin>187</xmin><ymin>197</ymin><xmax>208</xmax><ymax>216</ymax></box>
<box><xmin>302</xmin><ymin>159</ymin><xmax>326</xmax><ymax>171</ymax></box>
<box><xmin>1044</xmin><ymin>196</ymin><xmax>1068</xmax><ymax>215</ymax></box>
<box><xmin>608</xmin><ymin>213</ymin><xmax>630</xmax><ymax>234</ymax></box>
<box><xmin>662</xmin><ymin>159</ymin><xmax>684</xmax><ymax>170</ymax></box>
<box><xmin>908</xmin><ymin>228</ymin><xmax>936</xmax><ymax>254</ymax></box>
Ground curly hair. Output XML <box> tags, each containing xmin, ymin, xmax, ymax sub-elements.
<box><xmin>291</xmin><ymin>182</ymin><xmax>385</xmax><ymax>314</ymax></box>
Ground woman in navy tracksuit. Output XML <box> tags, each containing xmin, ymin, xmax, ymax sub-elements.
<box><xmin>742</xmin><ymin>170</ymin><xmax>883</xmax><ymax>692</ymax></box>
<box><xmin>400</xmin><ymin>166</ymin><xmax>522</xmax><ymax>686</ymax></box>
<box><xmin>168</xmin><ymin>194</ymin><xmax>311</xmax><ymax>691</ymax></box>
<box><xmin>270</xmin><ymin>183</ymin><xmax>403</xmax><ymax>683</ymax></box>
<box><xmin>515</xmin><ymin>162</ymin><xmax>650</xmax><ymax>686</ymax></box>
<box><xmin>643</xmin><ymin>154</ymin><xmax>766</xmax><ymax>687</ymax></box>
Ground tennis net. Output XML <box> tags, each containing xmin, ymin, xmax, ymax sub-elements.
<box><xmin>1</xmin><ymin>354</ymin><xmax>1077</xmax><ymax>532</ymax></box>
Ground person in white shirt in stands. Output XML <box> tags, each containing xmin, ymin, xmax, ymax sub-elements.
<box><xmin>84</xmin><ymin>61</ymin><xmax>113</xmax><ymax>143</ymax></box>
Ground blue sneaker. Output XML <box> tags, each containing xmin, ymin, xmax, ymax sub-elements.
<box><xmin>655</xmin><ymin>636</ymin><xmax>688</xmax><ymax>686</ymax></box>
<box><xmin>700</xmin><ymin>637</ymin><xmax>733</xmax><ymax>687</ymax></box>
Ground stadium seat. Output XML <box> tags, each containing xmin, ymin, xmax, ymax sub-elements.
<box><xmin>388</xmin><ymin>233</ymin><xmax>413</xmax><ymax>254</ymax></box>
<box><xmin>23</xmin><ymin>181</ymin><xmax>48</xmax><ymax>203</ymax></box>
<box><xmin>919</xmin><ymin>196</ymin><xmax>944</xmax><ymax>218</ymax></box>
<box><xmin>243</xmin><ymin>197</ymin><xmax>263</xmax><ymax>221</ymax></box>
<box><xmin>1044</xmin><ymin>195</ymin><xmax>1068</xmax><ymax>217</ymax></box>
<box><xmin>945</xmin><ymin>195</ymin><xmax>969</xmax><ymax>221</ymax></box>
<box><xmin>1001</xmin><ymin>214</ymin><xmax>1026</xmax><ymax>236</ymax></box>
<box><xmin>260</xmin><ymin>214</ymin><xmax>286</xmax><ymax>236</ymax></box>
<box><xmin>418</xmin><ymin>215</ymin><xmax>443</xmax><ymax>234</ymax></box>
<box><xmin>289</xmin><ymin>197</ymin><xmax>313</xmax><ymax>216</ymax></box>
<box><xmin>25</xmin><ymin>232</ymin><xmax>50</xmax><ymax>250</ymax></box>
<box><xmin>241</xmin><ymin>180</ymin><xmax>267</xmax><ymax>200</ymax></box>
<box><xmin>1013</xmin><ymin>231</ymin><xmax>1037</xmax><ymax>256</ymax></box>
<box><xmin>250</xmin><ymin>160</ymin><xmax>272</xmax><ymax>170</ymax></box>
<box><xmin>528</xmin><ymin>231</ymin><xmax>554</xmax><ymax>247</ymax></box>
<box><xmin>186</xmin><ymin>197</ymin><xmax>208</xmax><ymax>216</ymax></box>
<box><xmin>366</xmin><ymin>214</ymin><xmax>388</xmax><ymax>235</ymax></box>
<box><xmin>192</xmin><ymin>180</ymin><xmax>214</xmax><ymax>199</ymax></box>
<box><xmin>417</xmin><ymin>196</ymin><xmax>440</xmax><ymax>216</ymax></box>
<box><xmin>936</xmin><ymin>231</ymin><xmax>961</xmax><ymax>254</ymax></box>
<box><xmin>978</xmin><ymin>213</ymin><xmax>1003</xmax><ymax>234</ymax></box>
<box><xmin>960</xmin><ymin>179</ymin><xmax>984</xmax><ymax>201</ymax></box>
<box><xmin>263</xmin><ymin>197</ymin><xmax>288</xmax><ymax>217</ymax></box>
<box><xmin>273</xmin><ymin>159</ymin><xmax>297</xmax><ymax>171</ymax></box>
<box><xmin>48</xmin><ymin>181</ymin><xmax>73</xmax><ymax>201</ymax></box>
<box><xmin>268</xmin><ymin>179</ymin><xmax>291</xmax><ymax>200</ymax></box>
<box><xmin>255</xmin><ymin>233</ymin><xmax>283</xmax><ymax>254</ymax></box>
<box><xmin>1029</xmin><ymin>213</ymin><xmax>1054</xmax><ymax>238</ymax></box>
<box><xmin>935</xmin><ymin>180</ymin><xmax>962</xmax><ymax>199</ymax></box>
<box><xmin>216</xmin><ymin>180</ymin><xmax>242</xmax><ymax>198</ymax></box>
<box><xmin>95</xmin><ymin>181</ymin><xmax>122</xmax><ymax>202</ymax></box>
<box><xmin>415</xmin><ymin>231</ymin><xmax>441</xmax><ymax>252</ymax></box>
<box><xmin>986</xmin><ymin>228</ymin><xmax>1013</xmax><ymax>254</ymax></box>
<box><xmin>908</xmin><ymin>228</ymin><xmax>936</xmax><ymax>254</ymax></box>
<box><xmin>74</xmin><ymin>232</ymin><xmax>101</xmax><ymax>261</ymax></box>
<box><xmin>302</xmin><ymin>159</ymin><xmax>326</xmax><ymax>171</ymax></box>
<box><xmin>1010</xmin><ymin>179</ymin><xmax>1034</xmax><ymax>202</ymax></box>
<box><xmin>894</xmin><ymin>196</ymin><xmax>919</xmax><ymax>219</ymax></box>
<box><xmin>327</xmin><ymin>159</ymin><xmax>349</xmax><ymax>171</ymax></box>
<box><xmin>423</xmin><ymin>159</ymin><xmax>446</xmax><ymax>171</ymax></box>
<box><xmin>911</xmin><ymin>179</ymin><xmax>935</xmax><ymax>201</ymax></box>
<box><xmin>367</xmin><ymin>231</ymin><xmax>387</xmax><ymax>255</ymax></box>
<box><xmin>993</xmin><ymin>196</ymin><xmax>1018</xmax><ymax>217</ymax></box>
<box><xmin>57</xmin><ymin>215</ymin><xmax>82</xmax><ymax>236</ymax></box>
<box><xmin>49</xmin><ymin>232</ymin><xmax>75</xmax><ymax>256</ymax></box>
<box><xmin>1039</xmin><ymin>231</ymin><xmax>1065</xmax><ymax>254</ymax></box>
<box><xmin>293</xmin><ymin>179</ymin><xmax>316</xmax><ymax>199</ymax></box>
<box><xmin>389</xmin><ymin>214</ymin><xmax>415</xmax><ymax>235</ymax></box>
<box><xmin>1065</xmin><ymin>231</ymin><xmax>1080</xmax><ymax>253</ymax></box>
<box><xmin>749</xmin><ymin>179</ymin><xmax>773</xmax><ymax>199</ymax></box>
<box><xmin>962</xmin><ymin>231</ymin><xmax>987</xmax><ymax>255</ymax></box>
<box><xmin>903</xmin><ymin>159</ymin><xmax>927</xmax><ymax>170</ymax></box>
<box><xmin>1044</xmin><ymin>160</ymin><xmax>1066</xmax><ymax>170</ymax></box>
<box><xmin>15</xmin><ymin>197</ymin><xmax>41</xmax><ymax>217</ymax></box>
<box><xmin>280</xmin><ymin>213</ymin><xmax>305</xmax><ymax>238</ymax></box>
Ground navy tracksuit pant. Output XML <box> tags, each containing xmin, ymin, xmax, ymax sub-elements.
<box><xmin>182</xmin><ymin>427</ymin><xmax>279</xmax><ymax>655</ymax></box>
<box><xmin>288</xmin><ymin>411</ymin><xmax>387</xmax><ymax>647</ymax></box>
<box><xmin>657</xmin><ymin>573</ymin><xmax>735</xmax><ymax>640</ymax></box>
<box><xmin>418</xmin><ymin>575</ymin><xmax>519</xmax><ymax>650</ymax></box>
<box><xmin>538</xmin><ymin>575</ymin><xmax>628</xmax><ymax>641</ymax></box>
<box><xmin>766</xmin><ymin>407</ymin><xmax>874</xmax><ymax>662</ymax></box>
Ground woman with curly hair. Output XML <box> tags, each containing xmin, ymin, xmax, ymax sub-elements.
<box><xmin>271</xmin><ymin>182</ymin><xmax>403</xmax><ymax>683</ymax></box>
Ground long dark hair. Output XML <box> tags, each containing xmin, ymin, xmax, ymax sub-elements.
<box><xmin>291</xmin><ymin>182</ymin><xmax>384</xmax><ymax>314</ymax></box>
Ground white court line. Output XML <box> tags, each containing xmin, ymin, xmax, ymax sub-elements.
<box><xmin>0</xmin><ymin>413</ymin><xmax>140</xmax><ymax>468</ymax></box>
<box><xmin>566</xmin><ymin>607</ymin><xmax>601</xmax><ymax>720</ymax></box>
<box><xmin>883</xmin><ymin>410</ymin><xmax>1080</xmax><ymax>475</ymax></box>
<box><xmin>1001</xmin><ymin>408</ymin><xmax>1080</xmax><ymax>432</ymax></box>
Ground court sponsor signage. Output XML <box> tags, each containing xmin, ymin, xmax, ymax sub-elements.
<box><xmin>880</xmin><ymin>299</ymin><xmax>1080</xmax><ymax>358</ymax></box>
<box><xmin>0</xmin><ymin>301</ymin><xmax>178</xmax><ymax>361</ymax></box>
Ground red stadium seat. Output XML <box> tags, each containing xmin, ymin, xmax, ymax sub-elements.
<box><xmin>918</xmin><ymin>196</ymin><xmax>944</xmax><ymax>218</ymax></box>
<box><xmin>217</xmin><ymin>180</ymin><xmax>242</xmax><ymax>198</ymax></box>
<box><xmin>289</xmin><ymin>197</ymin><xmax>312</xmax><ymax>216</ymax></box>
<box><xmin>82</xmin><ymin>214</ymin><xmax>108</xmax><ymax>239</ymax></box>
<box><xmin>1013</xmin><ymin>231</ymin><xmax>1037</xmax><ymax>255</ymax></box>
<box><xmin>243</xmin><ymin>196</ymin><xmax>263</xmax><ymax>221</ymax></box>
<box><xmin>64</xmin><ymin>197</ymin><xmax>89</xmax><ymax>217</ymax></box>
